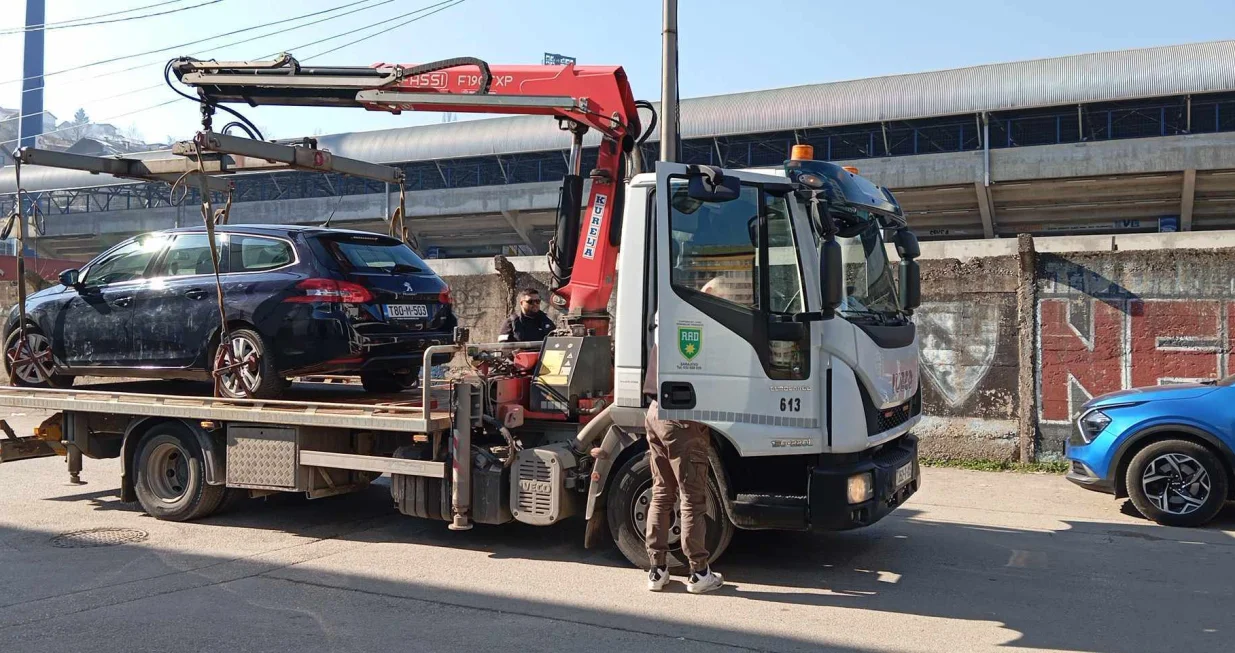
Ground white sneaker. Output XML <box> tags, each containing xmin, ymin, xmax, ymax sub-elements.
<box><xmin>647</xmin><ymin>566</ymin><xmax>670</xmax><ymax>592</ymax></box>
<box><xmin>686</xmin><ymin>568</ymin><xmax>724</xmax><ymax>594</ymax></box>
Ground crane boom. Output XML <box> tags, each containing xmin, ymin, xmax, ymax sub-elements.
<box><xmin>172</xmin><ymin>54</ymin><xmax>643</xmax><ymax>329</ymax></box>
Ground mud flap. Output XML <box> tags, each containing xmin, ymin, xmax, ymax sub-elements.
<box><xmin>583</xmin><ymin>507</ymin><xmax>608</xmax><ymax>549</ymax></box>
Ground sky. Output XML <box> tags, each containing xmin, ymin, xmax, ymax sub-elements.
<box><xmin>2</xmin><ymin>0</ymin><xmax>1235</xmax><ymax>146</ymax></box>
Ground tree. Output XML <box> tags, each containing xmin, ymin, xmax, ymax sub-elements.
<box><xmin>123</xmin><ymin>121</ymin><xmax>143</xmax><ymax>144</ymax></box>
<box><xmin>70</xmin><ymin>108</ymin><xmax>90</xmax><ymax>142</ymax></box>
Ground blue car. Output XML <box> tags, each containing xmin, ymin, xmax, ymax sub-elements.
<box><xmin>3</xmin><ymin>225</ymin><xmax>457</xmax><ymax>398</ymax></box>
<box><xmin>1066</xmin><ymin>380</ymin><xmax>1234</xmax><ymax>526</ymax></box>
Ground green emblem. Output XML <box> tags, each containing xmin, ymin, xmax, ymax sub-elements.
<box><xmin>678</xmin><ymin>326</ymin><xmax>702</xmax><ymax>361</ymax></box>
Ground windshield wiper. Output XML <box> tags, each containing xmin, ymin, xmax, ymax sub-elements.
<box><xmin>840</xmin><ymin>308</ymin><xmax>890</xmax><ymax>324</ymax></box>
<box><xmin>385</xmin><ymin>263</ymin><xmax>424</xmax><ymax>274</ymax></box>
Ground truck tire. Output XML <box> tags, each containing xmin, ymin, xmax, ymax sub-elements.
<box><xmin>606</xmin><ymin>449</ymin><xmax>734</xmax><ymax>573</ymax></box>
<box><xmin>133</xmin><ymin>423</ymin><xmax>226</xmax><ymax>522</ymax></box>
<box><xmin>1126</xmin><ymin>439</ymin><xmax>1228</xmax><ymax>527</ymax></box>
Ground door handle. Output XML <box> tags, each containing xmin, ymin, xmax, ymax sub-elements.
<box><xmin>112</xmin><ymin>296</ymin><xmax>133</xmax><ymax>308</ymax></box>
<box><xmin>660</xmin><ymin>381</ymin><xmax>696</xmax><ymax>410</ymax></box>
<box><xmin>184</xmin><ymin>288</ymin><xmax>208</xmax><ymax>300</ymax></box>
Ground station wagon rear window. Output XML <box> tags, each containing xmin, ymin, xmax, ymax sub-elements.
<box><xmin>318</xmin><ymin>234</ymin><xmax>428</xmax><ymax>274</ymax></box>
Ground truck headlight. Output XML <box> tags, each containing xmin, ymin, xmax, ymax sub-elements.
<box><xmin>847</xmin><ymin>472</ymin><xmax>873</xmax><ymax>504</ymax></box>
<box><xmin>1078</xmin><ymin>410</ymin><xmax>1111</xmax><ymax>443</ymax></box>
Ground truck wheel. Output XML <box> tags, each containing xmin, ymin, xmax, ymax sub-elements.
<box><xmin>133</xmin><ymin>423</ymin><xmax>225</xmax><ymax>521</ymax></box>
<box><xmin>606</xmin><ymin>450</ymin><xmax>734</xmax><ymax>573</ymax></box>
<box><xmin>1126</xmin><ymin>439</ymin><xmax>1228</xmax><ymax>527</ymax></box>
<box><xmin>4</xmin><ymin>327</ymin><xmax>73</xmax><ymax>388</ymax></box>
<box><xmin>360</xmin><ymin>368</ymin><xmax>419</xmax><ymax>394</ymax></box>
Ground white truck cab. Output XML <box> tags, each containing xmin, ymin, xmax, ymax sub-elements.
<box><xmin>605</xmin><ymin>153</ymin><xmax>922</xmax><ymax>551</ymax></box>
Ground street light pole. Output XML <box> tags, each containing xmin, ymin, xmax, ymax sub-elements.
<box><xmin>19</xmin><ymin>0</ymin><xmax>46</xmax><ymax>151</ymax></box>
<box><xmin>659</xmin><ymin>0</ymin><xmax>678</xmax><ymax>163</ymax></box>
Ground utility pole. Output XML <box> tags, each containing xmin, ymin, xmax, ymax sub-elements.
<box><xmin>19</xmin><ymin>0</ymin><xmax>46</xmax><ymax>151</ymax></box>
<box><xmin>659</xmin><ymin>0</ymin><xmax>678</xmax><ymax>163</ymax></box>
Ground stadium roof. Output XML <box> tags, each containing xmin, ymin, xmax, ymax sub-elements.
<box><xmin>6</xmin><ymin>39</ymin><xmax>1235</xmax><ymax>194</ymax></box>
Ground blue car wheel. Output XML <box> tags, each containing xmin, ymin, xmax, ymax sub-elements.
<box><xmin>1125</xmin><ymin>439</ymin><xmax>1228</xmax><ymax>527</ymax></box>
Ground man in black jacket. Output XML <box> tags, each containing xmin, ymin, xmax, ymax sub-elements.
<box><xmin>498</xmin><ymin>289</ymin><xmax>555</xmax><ymax>342</ymax></box>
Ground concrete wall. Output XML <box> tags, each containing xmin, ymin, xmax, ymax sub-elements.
<box><xmin>429</xmin><ymin>231</ymin><xmax>1235</xmax><ymax>463</ymax></box>
<box><xmin>914</xmin><ymin>256</ymin><xmax>1021</xmax><ymax>461</ymax></box>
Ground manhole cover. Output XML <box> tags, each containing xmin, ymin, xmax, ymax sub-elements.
<box><xmin>50</xmin><ymin>527</ymin><xmax>148</xmax><ymax>548</ymax></box>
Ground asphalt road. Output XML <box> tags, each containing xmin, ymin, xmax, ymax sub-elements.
<box><xmin>2</xmin><ymin>404</ymin><xmax>1234</xmax><ymax>652</ymax></box>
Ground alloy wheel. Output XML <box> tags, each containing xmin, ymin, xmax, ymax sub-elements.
<box><xmin>1141</xmin><ymin>452</ymin><xmax>1211</xmax><ymax>516</ymax></box>
<box><xmin>6</xmin><ymin>331</ymin><xmax>54</xmax><ymax>385</ymax></box>
<box><xmin>217</xmin><ymin>333</ymin><xmax>262</xmax><ymax>397</ymax></box>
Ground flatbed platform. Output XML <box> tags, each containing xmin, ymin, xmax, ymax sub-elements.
<box><xmin>0</xmin><ymin>382</ymin><xmax>452</xmax><ymax>433</ymax></box>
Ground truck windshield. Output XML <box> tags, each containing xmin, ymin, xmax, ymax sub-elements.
<box><xmin>836</xmin><ymin>223</ymin><xmax>900</xmax><ymax>317</ymax></box>
<box><xmin>799</xmin><ymin>199</ymin><xmax>901</xmax><ymax>318</ymax></box>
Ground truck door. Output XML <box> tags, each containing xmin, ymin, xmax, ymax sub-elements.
<box><xmin>653</xmin><ymin>163</ymin><xmax>821</xmax><ymax>455</ymax></box>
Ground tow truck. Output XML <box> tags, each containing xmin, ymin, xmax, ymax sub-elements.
<box><xmin>0</xmin><ymin>53</ymin><xmax>923</xmax><ymax>569</ymax></box>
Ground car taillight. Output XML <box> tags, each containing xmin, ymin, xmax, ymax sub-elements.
<box><xmin>439</xmin><ymin>287</ymin><xmax>452</xmax><ymax>305</ymax></box>
<box><xmin>285</xmin><ymin>278</ymin><xmax>373</xmax><ymax>304</ymax></box>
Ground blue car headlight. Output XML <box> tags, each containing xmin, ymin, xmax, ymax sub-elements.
<box><xmin>1075</xmin><ymin>402</ymin><xmax>1145</xmax><ymax>444</ymax></box>
<box><xmin>1077</xmin><ymin>410</ymin><xmax>1112</xmax><ymax>443</ymax></box>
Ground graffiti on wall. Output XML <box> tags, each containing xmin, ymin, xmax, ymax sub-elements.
<box><xmin>917</xmin><ymin>301</ymin><xmax>1001</xmax><ymax>407</ymax></box>
<box><xmin>1036</xmin><ymin>255</ymin><xmax>1234</xmax><ymax>428</ymax></box>
<box><xmin>1037</xmin><ymin>297</ymin><xmax>1231</xmax><ymax>422</ymax></box>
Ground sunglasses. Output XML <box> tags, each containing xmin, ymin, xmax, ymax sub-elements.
<box><xmin>523</xmin><ymin>298</ymin><xmax>541</xmax><ymax>304</ymax></box>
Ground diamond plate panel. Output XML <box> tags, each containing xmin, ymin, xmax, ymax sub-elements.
<box><xmin>227</xmin><ymin>426</ymin><xmax>298</xmax><ymax>488</ymax></box>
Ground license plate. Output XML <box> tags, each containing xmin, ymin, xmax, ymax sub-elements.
<box><xmin>385</xmin><ymin>304</ymin><xmax>429</xmax><ymax>319</ymax></box>
<box><xmin>894</xmin><ymin>462</ymin><xmax>914</xmax><ymax>489</ymax></box>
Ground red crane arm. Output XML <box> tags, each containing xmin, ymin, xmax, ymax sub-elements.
<box><xmin>173</xmin><ymin>55</ymin><xmax>642</xmax><ymax>324</ymax></box>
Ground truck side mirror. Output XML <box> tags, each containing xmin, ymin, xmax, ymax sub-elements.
<box><xmin>895</xmin><ymin>229</ymin><xmax>920</xmax><ymax>260</ymax></box>
<box><xmin>899</xmin><ymin>259</ymin><xmax>921</xmax><ymax>313</ymax></box>
<box><xmin>821</xmin><ymin>239</ymin><xmax>843</xmax><ymax>319</ymax></box>
<box><xmin>59</xmin><ymin>269</ymin><xmax>80</xmax><ymax>287</ymax></box>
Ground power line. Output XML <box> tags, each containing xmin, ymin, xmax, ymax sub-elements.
<box><xmin>6</xmin><ymin>0</ymin><xmax>397</xmax><ymax>95</ymax></box>
<box><xmin>1</xmin><ymin>100</ymin><xmax>179</xmax><ymax>150</ymax></box>
<box><xmin>0</xmin><ymin>84</ymin><xmax>166</xmax><ymax>126</ymax></box>
<box><xmin>282</xmin><ymin>0</ymin><xmax>461</xmax><ymax>59</ymax></box>
<box><xmin>0</xmin><ymin>1</ymin><xmax>224</xmax><ymax>36</ymax></box>
<box><xmin>2</xmin><ymin>0</ymin><xmax>424</xmax><ymax>135</ymax></box>
<box><xmin>4</xmin><ymin>0</ymin><xmax>463</xmax><ymax>144</ymax></box>
<box><xmin>302</xmin><ymin>0</ymin><xmax>466</xmax><ymax>61</ymax></box>
<box><xmin>0</xmin><ymin>0</ymin><xmax>384</xmax><ymax>86</ymax></box>
<box><xmin>4</xmin><ymin>0</ymin><xmax>192</xmax><ymax>30</ymax></box>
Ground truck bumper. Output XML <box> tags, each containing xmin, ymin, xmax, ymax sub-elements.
<box><xmin>808</xmin><ymin>433</ymin><xmax>919</xmax><ymax>531</ymax></box>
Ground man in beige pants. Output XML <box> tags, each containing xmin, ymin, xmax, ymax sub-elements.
<box><xmin>643</xmin><ymin>324</ymin><xmax>724</xmax><ymax>594</ymax></box>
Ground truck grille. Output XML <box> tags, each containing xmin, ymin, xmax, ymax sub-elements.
<box><xmin>876</xmin><ymin>402</ymin><xmax>913</xmax><ymax>433</ymax></box>
<box><xmin>515</xmin><ymin>456</ymin><xmax>553</xmax><ymax>517</ymax></box>
<box><xmin>862</xmin><ymin>387</ymin><xmax>922</xmax><ymax>437</ymax></box>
